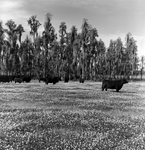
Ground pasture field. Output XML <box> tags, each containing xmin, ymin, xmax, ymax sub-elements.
<box><xmin>0</xmin><ymin>80</ymin><xmax>145</xmax><ymax>149</ymax></box>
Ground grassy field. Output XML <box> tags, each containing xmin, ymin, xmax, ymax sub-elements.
<box><xmin>0</xmin><ymin>80</ymin><xmax>145</xmax><ymax>150</ymax></box>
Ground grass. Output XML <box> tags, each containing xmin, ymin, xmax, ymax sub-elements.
<box><xmin>0</xmin><ymin>80</ymin><xmax>145</xmax><ymax>149</ymax></box>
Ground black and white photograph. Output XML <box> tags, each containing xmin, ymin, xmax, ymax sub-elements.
<box><xmin>0</xmin><ymin>0</ymin><xmax>145</xmax><ymax>149</ymax></box>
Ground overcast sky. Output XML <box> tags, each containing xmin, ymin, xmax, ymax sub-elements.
<box><xmin>0</xmin><ymin>0</ymin><xmax>144</xmax><ymax>57</ymax></box>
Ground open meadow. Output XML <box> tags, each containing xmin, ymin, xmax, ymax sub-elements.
<box><xmin>0</xmin><ymin>80</ymin><xmax>145</xmax><ymax>149</ymax></box>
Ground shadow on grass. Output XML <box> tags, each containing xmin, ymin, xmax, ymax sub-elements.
<box><xmin>103</xmin><ymin>90</ymin><xmax>137</xmax><ymax>94</ymax></box>
<box><xmin>114</xmin><ymin>91</ymin><xmax>137</xmax><ymax>94</ymax></box>
<box><xmin>79</xmin><ymin>101</ymin><xmax>136</xmax><ymax>111</ymax></box>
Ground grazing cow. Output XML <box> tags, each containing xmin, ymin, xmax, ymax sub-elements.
<box><xmin>38</xmin><ymin>77</ymin><xmax>45</xmax><ymax>83</ymax></box>
<box><xmin>79</xmin><ymin>78</ymin><xmax>84</xmax><ymax>83</ymax></box>
<box><xmin>22</xmin><ymin>76</ymin><xmax>31</xmax><ymax>83</ymax></box>
<box><xmin>102</xmin><ymin>78</ymin><xmax>128</xmax><ymax>92</ymax></box>
<box><xmin>14</xmin><ymin>78</ymin><xmax>23</xmax><ymax>83</ymax></box>
<box><xmin>9</xmin><ymin>75</ymin><xmax>15</xmax><ymax>82</ymax></box>
<box><xmin>52</xmin><ymin>77</ymin><xmax>60</xmax><ymax>84</ymax></box>
<box><xmin>64</xmin><ymin>76</ymin><xmax>69</xmax><ymax>83</ymax></box>
<box><xmin>45</xmin><ymin>76</ymin><xmax>60</xmax><ymax>85</ymax></box>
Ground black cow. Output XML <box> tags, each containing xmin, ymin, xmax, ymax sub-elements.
<box><xmin>0</xmin><ymin>75</ymin><xmax>10</xmax><ymax>83</ymax></box>
<box><xmin>14</xmin><ymin>78</ymin><xmax>23</xmax><ymax>83</ymax></box>
<box><xmin>64</xmin><ymin>76</ymin><xmax>69</xmax><ymax>83</ymax></box>
<box><xmin>22</xmin><ymin>76</ymin><xmax>31</xmax><ymax>83</ymax></box>
<box><xmin>39</xmin><ymin>77</ymin><xmax>46</xmax><ymax>83</ymax></box>
<box><xmin>79</xmin><ymin>78</ymin><xmax>84</xmax><ymax>83</ymax></box>
<box><xmin>8</xmin><ymin>75</ymin><xmax>15</xmax><ymax>82</ymax></box>
<box><xmin>45</xmin><ymin>76</ymin><xmax>60</xmax><ymax>85</ymax></box>
<box><xmin>102</xmin><ymin>78</ymin><xmax>128</xmax><ymax>92</ymax></box>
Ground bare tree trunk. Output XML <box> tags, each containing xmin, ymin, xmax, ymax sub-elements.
<box><xmin>140</xmin><ymin>69</ymin><xmax>143</xmax><ymax>80</ymax></box>
<box><xmin>140</xmin><ymin>56</ymin><xmax>144</xmax><ymax>80</ymax></box>
<box><xmin>0</xmin><ymin>55</ymin><xmax>1</xmax><ymax>75</ymax></box>
<box><xmin>109</xmin><ymin>60</ymin><xmax>111</xmax><ymax>78</ymax></box>
<box><xmin>81</xmin><ymin>45</ymin><xmax>85</xmax><ymax>80</ymax></box>
<box><xmin>90</xmin><ymin>58</ymin><xmax>93</xmax><ymax>80</ymax></box>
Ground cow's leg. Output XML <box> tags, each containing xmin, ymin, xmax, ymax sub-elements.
<box><xmin>45</xmin><ymin>81</ymin><xmax>48</xmax><ymax>84</ymax></box>
<box><xmin>116</xmin><ymin>85</ymin><xmax>119</xmax><ymax>92</ymax></box>
<box><xmin>102</xmin><ymin>86</ymin><xmax>104</xmax><ymax>91</ymax></box>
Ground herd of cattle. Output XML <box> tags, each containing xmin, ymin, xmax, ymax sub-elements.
<box><xmin>0</xmin><ymin>75</ymin><xmax>32</xmax><ymax>83</ymax></box>
<box><xmin>0</xmin><ymin>75</ymin><xmax>62</xmax><ymax>84</ymax></box>
<box><xmin>0</xmin><ymin>75</ymin><xmax>128</xmax><ymax>92</ymax></box>
<box><xmin>39</xmin><ymin>76</ymin><xmax>61</xmax><ymax>84</ymax></box>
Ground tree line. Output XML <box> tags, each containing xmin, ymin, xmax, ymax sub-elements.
<box><xmin>0</xmin><ymin>13</ymin><xmax>143</xmax><ymax>81</ymax></box>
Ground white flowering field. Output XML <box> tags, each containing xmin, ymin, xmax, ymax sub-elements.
<box><xmin>0</xmin><ymin>80</ymin><xmax>145</xmax><ymax>149</ymax></box>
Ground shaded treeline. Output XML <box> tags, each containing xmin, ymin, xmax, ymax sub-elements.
<box><xmin>0</xmin><ymin>13</ymin><xmax>142</xmax><ymax>81</ymax></box>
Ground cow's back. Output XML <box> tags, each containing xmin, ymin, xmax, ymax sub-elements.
<box><xmin>102</xmin><ymin>79</ymin><xmax>128</xmax><ymax>92</ymax></box>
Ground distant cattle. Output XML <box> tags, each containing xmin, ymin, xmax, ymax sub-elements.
<box><xmin>45</xmin><ymin>76</ymin><xmax>60</xmax><ymax>85</ymax></box>
<box><xmin>14</xmin><ymin>78</ymin><xmax>23</xmax><ymax>83</ymax></box>
<box><xmin>102</xmin><ymin>78</ymin><xmax>128</xmax><ymax>92</ymax></box>
<box><xmin>39</xmin><ymin>77</ymin><xmax>46</xmax><ymax>83</ymax></box>
<box><xmin>0</xmin><ymin>75</ymin><xmax>10</xmax><ymax>83</ymax></box>
<box><xmin>79</xmin><ymin>78</ymin><xmax>84</xmax><ymax>83</ymax></box>
<box><xmin>22</xmin><ymin>76</ymin><xmax>31</xmax><ymax>83</ymax></box>
<box><xmin>64</xmin><ymin>76</ymin><xmax>69</xmax><ymax>83</ymax></box>
<box><xmin>9</xmin><ymin>75</ymin><xmax>15</xmax><ymax>82</ymax></box>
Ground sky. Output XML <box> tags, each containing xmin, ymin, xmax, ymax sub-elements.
<box><xmin>0</xmin><ymin>0</ymin><xmax>145</xmax><ymax>57</ymax></box>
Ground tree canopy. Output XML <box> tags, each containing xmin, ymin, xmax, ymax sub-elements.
<box><xmin>0</xmin><ymin>13</ymin><xmax>141</xmax><ymax>80</ymax></box>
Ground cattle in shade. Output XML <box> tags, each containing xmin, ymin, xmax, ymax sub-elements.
<box><xmin>102</xmin><ymin>78</ymin><xmax>128</xmax><ymax>92</ymax></box>
<box><xmin>9</xmin><ymin>75</ymin><xmax>15</xmax><ymax>82</ymax></box>
<box><xmin>79</xmin><ymin>78</ymin><xmax>84</xmax><ymax>83</ymax></box>
<box><xmin>45</xmin><ymin>76</ymin><xmax>60</xmax><ymax>85</ymax></box>
<box><xmin>22</xmin><ymin>76</ymin><xmax>31</xmax><ymax>83</ymax></box>
<box><xmin>14</xmin><ymin>78</ymin><xmax>23</xmax><ymax>83</ymax></box>
<box><xmin>64</xmin><ymin>76</ymin><xmax>69</xmax><ymax>83</ymax></box>
<box><xmin>0</xmin><ymin>75</ymin><xmax>10</xmax><ymax>83</ymax></box>
<box><xmin>38</xmin><ymin>77</ymin><xmax>46</xmax><ymax>83</ymax></box>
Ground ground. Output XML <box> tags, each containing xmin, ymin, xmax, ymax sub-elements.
<box><xmin>0</xmin><ymin>80</ymin><xmax>145</xmax><ymax>149</ymax></box>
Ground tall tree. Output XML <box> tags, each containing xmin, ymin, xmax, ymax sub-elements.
<box><xmin>114</xmin><ymin>37</ymin><xmax>123</xmax><ymax>78</ymax></box>
<box><xmin>70</xmin><ymin>25</ymin><xmax>78</xmax><ymax>79</ymax></box>
<box><xmin>5</xmin><ymin>20</ymin><xmax>19</xmax><ymax>75</ymax></box>
<box><xmin>43</xmin><ymin>13</ymin><xmax>57</xmax><ymax>77</ymax></box>
<box><xmin>16</xmin><ymin>24</ymin><xmax>25</xmax><ymax>44</ymax></box>
<box><xmin>80</xmin><ymin>18</ymin><xmax>91</xmax><ymax>80</ymax></box>
<box><xmin>125</xmin><ymin>33</ymin><xmax>138</xmax><ymax>79</ymax></box>
<box><xmin>28</xmin><ymin>15</ymin><xmax>41</xmax><ymax>76</ymax></box>
<box><xmin>87</xmin><ymin>27</ymin><xmax>98</xmax><ymax>80</ymax></box>
<box><xmin>27</xmin><ymin>15</ymin><xmax>41</xmax><ymax>43</ymax></box>
<box><xmin>5</xmin><ymin>20</ymin><xmax>17</xmax><ymax>48</ymax></box>
<box><xmin>33</xmin><ymin>35</ymin><xmax>43</xmax><ymax>77</ymax></box>
<box><xmin>59</xmin><ymin>22</ymin><xmax>67</xmax><ymax>45</ymax></box>
<box><xmin>95</xmin><ymin>39</ymin><xmax>106</xmax><ymax>79</ymax></box>
<box><xmin>140</xmin><ymin>56</ymin><xmax>144</xmax><ymax>80</ymax></box>
<box><xmin>20</xmin><ymin>36</ymin><xmax>33</xmax><ymax>75</ymax></box>
<box><xmin>106</xmin><ymin>40</ymin><xmax>116</xmax><ymax>78</ymax></box>
<box><xmin>0</xmin><ymin>21</ymin><xmax>5</xmax><ymax>74</ymax></box>
<box><xmin>59</xmin><ymin>22</ymin><xmax>67</xmax><ymax>78</ymax></box>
